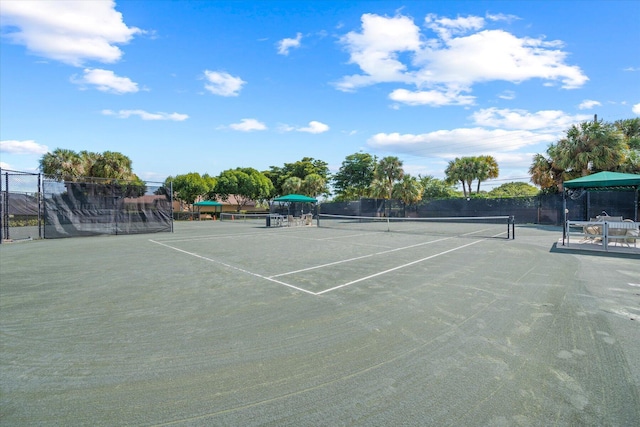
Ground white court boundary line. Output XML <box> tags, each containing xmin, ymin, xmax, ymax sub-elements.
<box><xmin>149</xmin><ymin>239</ymin><xmax>316</xmax><ymax>295</ymax></box>
<box><xmin>150</xmin><ymin>236</ymin><xmax>493</xmax><ymax>296</ymax></box>
<box><xmin>270</xmin><ymin>236</ymin><xmax>453</xmax><ymax>278</ymax></box>
<box><xmin>315</xmin><ymin>240</ymin><xmax>483</xmax><ymax>294</ymax></box>
<box><xmin>149</xmin><ymin>228</ymin><xmax>300</xmax><ymax>243</ymax></box>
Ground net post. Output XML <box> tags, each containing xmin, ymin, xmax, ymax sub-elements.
<box><xmin>510</xmin><ymin>215</ymin><xmax>515</xmax><ymax>239</ymax></box>
<box><xmin>170</xmin><ymin>181</ymin><xmax>174</xmax><ymax>233</ymax></box>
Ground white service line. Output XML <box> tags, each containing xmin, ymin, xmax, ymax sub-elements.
<box><xmin>270</xmin><ymin>236</ymin><xmax>453</xmax><ymax>278</ymax></box>
<box><xmin>316</xmin><ymin>232</ymin><xmax>375</xmax><ymax>241</ymax></box>
<box><xmin>316</xmin><ymin>239</ymin><xmax>484</xmax><ymax>295</ymax></box>
<box><xmin>149</xmin><ymin>239</ymin><xmax>316</xmax><ymax>295</ymax></box>
<box><xmin>151</xmin><ymin>235</ymin><xmax>495</xmax><ymax>296</ymax></box>
<box><xmin>150</xmin><ymin>230</ymin><xmax>279</xmax><ymax>243</ymax></box>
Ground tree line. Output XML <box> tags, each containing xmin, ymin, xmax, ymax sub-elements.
<box><xmin>39</xmin><ymin>117</ymin><xmax>639</xmax><ymax>211</ymax></box>
<box><xmin>529</xmin><ymin>117</ymin><xmax>639</xmax><ymax>191</ymax></box>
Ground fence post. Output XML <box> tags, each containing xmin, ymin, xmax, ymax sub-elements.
<box><xmin>0</xmin><ymin>168</ymin><xmax>4</xmax><ymax>243</ymax></box>
<box><xmin>3</xmin><ymin>170</ymin><xmax>9</xmax><ymax>241</ymax></box>
<box><xmin>38</xmin><ymin>173</ymin><xmax>42</xmax><ymax>239</ymax></box>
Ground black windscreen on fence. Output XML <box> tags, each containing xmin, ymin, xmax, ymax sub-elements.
<box><xmin>42</xmin><ymin>177</ymin><xmax>173</xmax><ymax>238</ymax></box>
<box><xmin>1</xmin><ymin>171</ymin><xmax>41</xmax><ymax>241</ymax></box>
<box><xmin>320</xmin><ymin>192</ymin><xmax>638</xmax><ymax>226</ymax></box>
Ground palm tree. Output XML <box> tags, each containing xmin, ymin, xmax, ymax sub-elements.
<box><xmin>444</xmin><ymin>159</ymin><xmax>462</xmax><ymax>197</ymax></box>
<box><xmin>475</xmin><ymin>155</ymin><xmax>499</xmax><ymax>193</ymax></box>
<box><xmin>90</xmin><ymin>151</ymin><xmax>134</xmax><ymax>181</ymax></box>
<box><xmin>529</xmin><ymin>153</ymin><xmax>557</xmax><ymax>190</ymax></box>
<box><xmin>554</xmin><ymin>120</ymin><xmax>626</xmax><ymax>176</ymax></box>
<box><xmin>39</xmin><ymin>148</ymin><xmax>84</xmax><ymax>181</ymax></box>
<box><xmin>78</xmin><ymin>150</ymin><xmax>98</xmax><ymax>178</ymax></box>
<box><xmin>614</xmin><ymin>118</ymin><xmax>640</xmax><ymax>149</ymax></box>
<box><xmin>369</xmin><ymin>157</ymin><xmax>405</xmax><ymax>217</ymax></box>
<box><xmin>392</xmin><ymin>175</ymin><xmax>424</xmax><ymax>207</ymax></box>
<box><xmin>301</xmin><ymin>173</ymin><xmax>326</xmax><ymax>198</ymax></box>
<box><xmin>616</xmin><ymin>150</ymin><xmax>640</xmax><ymax>174</ymax></box>
<box><xmin>40</xmin><ymin>148</ymin><xmax>137</xmax><ymax>183</ymax></box>
<box><xmin>445</xmin><ymin>157</ymin><xmax>475</xmax><ymax>197</ymax></box>
<box><xmin>613</xmin><ymin>118</ymin><xmax>640</xmax><ymax>173</ymax></box>
<box><xmin>368</xmin><ymin>178</ymin><xmax>392</xmax><ymax>220</ymax></box>
<box><xmin>375</xmin><ymin>156</ymin><xmax>404</xmax><ymax>199</ymax></box>
<box><xmin>281</xmin><ymin>176</ymin><xmax>303</xmax><ymax>195</ymax></box>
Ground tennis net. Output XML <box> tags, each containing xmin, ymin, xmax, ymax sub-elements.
<box><xmin>318</xmin><ymin>214</ymin><xmax>515</xmax><ymax>239</ymax></box>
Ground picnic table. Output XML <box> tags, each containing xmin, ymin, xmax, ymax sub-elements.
<box><xmin>566</xmin><ymin>216</ymin><xmax>639</xmax><ymax>250</ymax></box>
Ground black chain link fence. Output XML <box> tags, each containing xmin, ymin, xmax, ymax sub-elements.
<box><xmin>1</xmin><ymin>169</ymin><xmax>173</xmax><ymax>242</ymax></box>
<box><xmin>0</xmin><ymin>170</ymin><xmax>41</xmax><ymax>241</ymax></box>
<box><xmin>3</xmin><ymin>168</ymin><xmax>637</xmax><ymax>240</ymax></box>
<box><xmin>320</xmin><ymin>192</ymin><xmax>639</xmax><ymax>225</ymax></box>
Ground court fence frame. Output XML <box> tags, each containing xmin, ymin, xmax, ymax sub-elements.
<box><xmin>1</xmin><ymin>169</ymin><xmax>173</xmax><ymax>243</ymax></box>
<box><xmin>3</xmin><ymin>167</ymin><xmax>637</xmax><ymax>242</ymax></box>
<box><xmin>319</xmin><ymin>192</ymin><xmax>639</xmax><ymax>226</ymax></box>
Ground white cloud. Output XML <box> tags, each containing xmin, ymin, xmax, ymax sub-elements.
<box><xmin>498</xmin><ymin>90</ymin><xmax>516</xmax><ymax>100</ymax></box>
<box><xmin>485</xmin><ymin>13</ymin><xmax>521</xmax><ymax>23</ymax></box>
<box><xmin>368</xmin><ymin>127</ymin><xmax>555</xmax><ymax>158</ymax></box>
<box><xmin>336</xmin><ymin>13</ymin><xmax>588</xmax><ymax>103</ymax></box>
<box><xmin>0</xmin><ymin>139</ymin><xmax>49</xmax><ymax>155</ymax></box>
<box><xmin>277</xmin><ymin>32</ymin><xmax>302</xmax><ymax>55</ymax></box>
<box><xmin>416</xmin><ymin>30</ymin><xmax>587</xmax><ymax>89</ymax></box>
<box><xmin>277</xmin><ymin>124</ymin><xmax>296</xmax><ymax>132</ymax></box>
<box><xmin>203</xmin><ymin>70</ymin><xmax>246</xmax><ymax>96</ymax></box>
<box><xmin>0</xmin><ymin>0</ymin><xmax>142</xmax><ymax>66</ymax></box>
<box><xmin>336</xmin><ymin>13</ymin><xmax>422</xmax><ymax>91</ymax></box>
<box><xmin>425</xmin><ymin>14</ymin><xmax>485</xmax><ymax>40</ymax></box>
<box><xmin>298</xmin><ymin>121</ymin><xmax>330</xmax><ymax>134</ymax></box>
<box><xmin>279</xmin><ymin>121</ymin><xmax>330</xmax><ymax>134</ymax></box>
<box><xmin>229</xmin><ymin>118</ymin><xmax>267</xmax><ymax>132</ymax></box>
<box><xmin>632</xmin><ymin>103</ymin><xmax>640</xmax><ymax>115</ymax></box>
<box><xmin>367</xmin><ymin>108</ymin><xmax>591</xmax><ymax>160</ymax></box>
<box><xmin>389</xmin><ymin>88</ymin><xmax>475</xmax><ymax>106</ymax></box>
<box><xmin>102</xmin><ymin>109</ymin><xmax>188</xmax><ymax>121</ymax></box>
<box><xmin>71</xmin><ymin>68</ymin><xmax>138</xmax><ymax>94</ymax></box>
<box><xmin>470</xmin><ymin>108</ymin><xmax>590</xmax><ymax>131</ymax></box>
<box><xmin>578</xmin><ymin>99</ymin><xmax>602</xmax><ymax>110</ymax></box>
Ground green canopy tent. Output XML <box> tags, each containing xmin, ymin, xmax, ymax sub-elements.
<box><xmin>564</xmin><ymin>171</ymin><xmax>640</xmax><ymax>190</ymax></box>
<box><xmin>562</xmin><ymin>172</ymin><xmax>640</xmax><ymax>242</ymax></box>
<box><xmin>273</xmin><ymin>194</ymin><xmax>318</xmax><ymax>203</ymax></box>
<box><xmin>193</xmin><ymin>200</ymin><xmax>222</xmax><ymax>220</ymax></box>
<box><xmin>271</xmin><ymin>194</ymin><xmax>318</xmax><ymax>222</ymax></box>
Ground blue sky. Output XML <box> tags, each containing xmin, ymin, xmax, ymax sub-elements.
<box><xmin>1</xmin><ymin>0</ymin><xmax>639</xmax><ymax>190</ymax></box>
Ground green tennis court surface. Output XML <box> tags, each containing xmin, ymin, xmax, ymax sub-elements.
<box><xmin>1</xmin><ymin>221</ymin><xmax>639</xmax><ymax>425</ymax></box>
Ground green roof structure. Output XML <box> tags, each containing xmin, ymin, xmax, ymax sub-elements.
<box><xmin>193</xmin><ymin>200</ymin><xmax>223</xmax><ymax>206</ymax></box>
<box><xmin>273</xmin><ymin>194</ymin><xmax>317</xmax><ymax>203</ymax></box>
<box><xmin>564</xmin><ymin>171</ymin><xmax>640</xmax><ymax>189</ymax></box>
<box><xmin>563</xmin><ymin>171</ymin><xmax>640</xmax><ymax>224</ymax></box>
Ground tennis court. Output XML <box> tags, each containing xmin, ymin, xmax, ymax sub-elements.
<box><xmin>1</xmin><ymin>220</ymin><xmax>639</xmax><ymax>425</ymax></box>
